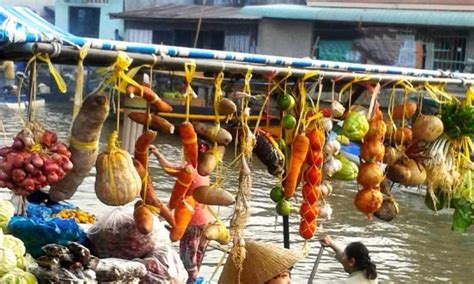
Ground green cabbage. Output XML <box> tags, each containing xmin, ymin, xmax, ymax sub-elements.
<box><xmin>0</xmin><ymin>201</ymin><xmax>14</xmax><ymax>233</ymax></box>
<box><xmin>0</xmin><ymin>246</ymin><xmax>17</xmax><ymax>276</ymax></box>
<box><xmin>16</xmin><ymin>253</ymin><xmax>34</xmax><ymax>271</ymax></box>
<box><xmin>331</xmin><ymin>153</ymin><xmax>359</xmax><ymax>181</ymax></box>
<box><xmin>341</xmin><ymin>111</ymin><xmax>369</xmax><ymax>141</ymax></box>
<box><xmin>0</xmin><ymin>268</ymin><xmax>37</xmax><ymax>284</ymax></box>
<box><xmin>3</xmin><ymin>235</ymin><xmax>26</xmax><ymax>259</ymax></box>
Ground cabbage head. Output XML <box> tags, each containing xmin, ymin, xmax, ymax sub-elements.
<box><xmin>0</xmin><ymin>246</ymin><xmax>17</xmax><ymax>276</ymax></box>
<box><xmin>0</xmin><ymin>268</ymin><xmax>37</xmax><ymax>284</ymax></box>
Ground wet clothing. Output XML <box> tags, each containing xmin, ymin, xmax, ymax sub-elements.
<box><xmin>347</xmin><ymin>271</ymin><xmax>378</xmax><ymax>284</ymax></box>
<box><xmin>179</xmin><ymin>225</ymin><xmax>209</xmax><ymax>284</ymax></box>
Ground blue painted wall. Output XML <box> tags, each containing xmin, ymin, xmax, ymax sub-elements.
<box><xmin>55</xmin><ymin>0</ymin><xmax>123</xmax><ymax>40</ymax></box>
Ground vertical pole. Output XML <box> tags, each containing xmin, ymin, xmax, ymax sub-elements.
<box><xmin>283</xmin><ymin>215</ymin><xmax>290</xmax><ymax>249</ymax></box>
<box><xmin>27</xmin><ymin>60</ymin><xmax>36</xmax><ymax>122</ymax></box>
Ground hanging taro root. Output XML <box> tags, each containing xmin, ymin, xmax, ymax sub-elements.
<box><xmin>49</xmin><ymin>92</ymin><xmax>110</xmax><ymax>202</ymax></box>
<box><xmin>94</xmin><ymin>131</ymin><xmax>142</xmax><ymax>206</ymax></box>
<box><xmin>355</xmin><ymin>96</ymin><xmax>385</xmax><ymax>218</ymax></box>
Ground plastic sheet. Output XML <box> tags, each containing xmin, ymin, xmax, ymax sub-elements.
<box><xmin>136</xmin><ymin>245</ymin><xmax>188</xmax><ymax>284</ymax></box>
<box><xmin>95</xmin><ymin>258</ymin><xmax>147</xmax><ymax>282</ymax></box>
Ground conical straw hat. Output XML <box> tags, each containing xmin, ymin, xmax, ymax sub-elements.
<box><xmin>218</xmin><ymin>240</ymin><xmax>303</xmax><ymax>284</ymax></box>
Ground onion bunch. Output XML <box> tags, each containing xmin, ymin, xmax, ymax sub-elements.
<box><xmin>0</xmin><ymin>128</ymin><xmax>72</xmax><ymax>196</ymax></box>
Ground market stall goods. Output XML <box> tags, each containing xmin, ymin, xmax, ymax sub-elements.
<box><xmin>179</xmin><ymin>122</ymin><xmax>199</xmax><ymax>168</ymax></box>
<box><xmin>198</xmin><ymin>145</ymin><xmax>225</xmax><ymax>176</ymax></box>
<box><xmin>128</xmin><ymin>112</ymin><xmax>175</xmax><ymax>134</ymax></box>
<box><xmin>193</xmin><ymin>122</ymin><xmax>233</xmax><ymax>146</ymax></box>
<box><xmin>126</xmin><ymin>84</ymin><xmax>173</xmax><ymax>113</ymax></box>
<box><xmin>95</xmin><ymin>131</ymin><xmax>142</xmax><ymax>206</ymax></box>
<box><xmin>283</xmin><ymin>134</ymin><xmax>310</xmax><ymax>199</ymax></box>
<box><xmin>49</xmin><ymin>92</ymin><xmax>110</xmax><ymax>202</ymax></box>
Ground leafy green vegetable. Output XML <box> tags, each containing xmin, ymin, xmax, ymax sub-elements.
<box><xmin>440</xmin><ymin>103</ymin><xmax>474</xmax><ymax>138</ymax></box>
<box><xmin>0</xmin><ymin>268</ymin><xmax>37</xmax><ymax>284</ymax></box>
<box><xmin>451</xmin><ymin>198</ymin><xmax>473</xmax><ymax>233</ymax></box>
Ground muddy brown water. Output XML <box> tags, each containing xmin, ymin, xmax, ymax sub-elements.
<box><xmin>1</xmin><ymin>102</ymin><xmax>473</xmax><ymax>283</ymax></box>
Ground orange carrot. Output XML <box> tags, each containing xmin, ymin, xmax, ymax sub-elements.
<box><xmin>179</xmin><ymin>122</ymin><xmax>198</xmax><ymax>168</ymax></box>
<box><xmin>169</xmin><ymin>165</ymin><xmax>194</xmax><ymax>209</ymax></box>
<box><xmin>133</xmin><ymin>159</ymin><xmax>176</xmax><ymax>227</ymax></box>
<box><xmin>128</xmin><ymin>112</ymin><xmax>175</xmax><ymax>134</ymax></box>
<box><xmin>134</xmin><ymin>130</ymin><xmax>157</xmax><ymax>168</ymax></box>
<box><xmin>283</xmin><ymin>134</ymin><xmax>310</xmax><ymax>199</ymax></box>
<box><xmin>126</xmin><ymin>84</ymin><xmax>173</xmax><ymax>113</ymax></box>
<box><xmin>170</xmin><ymin>195</ymin><xmax>196</xmax><ymax>242</ymax></box>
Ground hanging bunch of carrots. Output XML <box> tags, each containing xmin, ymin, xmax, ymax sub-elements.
<box><xmin>355</xmin><ymin>97</ymin><xmax>386</xmax><ymax>218</ymax></box>
<box><xmin>299</xmin><ymin>126</ymin><xmax>325</xmax><ymax>239</ymax></box>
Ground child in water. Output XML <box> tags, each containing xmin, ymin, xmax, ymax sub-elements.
<box><xmin>320</xmin><ymin>235</ymin><xmax>378</xmax><ymax>284</ymax></box>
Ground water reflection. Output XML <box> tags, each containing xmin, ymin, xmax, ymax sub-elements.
<box><xmin>1</xmin><ymin>102</ymin><xmax>474</xmax><ymax>282</ymax></box>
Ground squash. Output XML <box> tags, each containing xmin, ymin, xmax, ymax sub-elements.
<box><xmin>95</xmin><ymin>131</ymin><xmax>141</xmax><ymax>206</ymax></box>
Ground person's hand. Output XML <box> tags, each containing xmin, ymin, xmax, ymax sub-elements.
<box><xmin>149</xmin><ymin>145</ymin><xmax>160</xmax><ymax>156</ymax></box>
<box><xmin>319</xmin><ymin>235</ymin><xmax>334</xmax><ymax>247</ymax></box>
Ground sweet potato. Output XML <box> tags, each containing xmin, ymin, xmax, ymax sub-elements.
<box><xmin>128</xmin><ymin>112</ymin><xmax>174</xmax><ymax>134</ymax></box>
<box><xmin>197</xmin><ymin>145</ymin><xmax>225</xmax><ymax>176</ymax></box>
<box><xmin>179</xmin><ymin>122</ymin><xmax>198</xmax><ymax>168</ymax></box>
<box><xmin>134</xmin><ymin>201</ymin><xmax>154</xmax><ymax>235</ymax></box>
<box><xmin>193</xmin><ymin>122</ymin><xmax>232</xmax><ymax>146</ymax></box>
<box><xmin>126</xmin><ymin>84</ymin><xmax>173</xmax><ymax>113</ymax></box>
<box><xmin>169</xmin><ymin>165</ymin><xmax>194</xmax><ymax>209</ymax></box>
<box><xmin>134</xmin><ymin>130</ymin><xmax>157</xmax><ymax>168</ymax></box>
<box><xmin>193</xmin><ymin>186</ymin><xmax>235</xmax><ymax>206</ymax></box>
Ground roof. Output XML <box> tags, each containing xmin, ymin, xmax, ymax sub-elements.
<box><xmin>110</xmin><ymin>4</ymin><xmax>261</xmax><ymax>22</ymax></box>
<box><xmin>240</xmin><ymin>4</ymin><xmax>474</xmax><ymax>27</ymax></box>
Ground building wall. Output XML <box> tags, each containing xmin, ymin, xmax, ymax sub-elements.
<box><xmin>55</xmin><ymin>0</ymin><xmax>124</xmax><ymax>40</ymax></box>
<box><xmin>2</xmin><ymin>0</ymin><xmax>55</xmax><ymax>14</ymax></box>
<box><xmin>257</xmin><ymin>19</ymin><xmax>313</xmax><ymax>57</ymax></box>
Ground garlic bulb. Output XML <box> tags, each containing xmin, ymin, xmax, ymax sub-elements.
<box><xmin>323</xmin><ymin>156</ymin><xmax>343</xmax><ymax>177</ymax></box>
<box><xmin>323</xmin><ymin>139</ymin><xmax>341</xmax><ymax>156</ymax></box>
<box><xmin>331</xmin><ymin>100</ymin><xmax>345</xmax><ymax>118</ymax></box>
<box><xmin>319</xmin><ymin>203</ymin><xmax>333</xmax><ymax>220</ymax></box>
<box><xmin>322</xmin><ymin>117</ymin><xmax>333</xmax><ymax>132</ymax></box>
<box><xmin>320</xmin><ymin>181</ymin><xmax>333</xmax><ymax>198</ymax></box>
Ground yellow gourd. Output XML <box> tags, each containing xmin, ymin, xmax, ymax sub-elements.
<box><xmin>95</xmin><ymin>131</ymin><xmax>142</xmax><ymax>206</ymax></box>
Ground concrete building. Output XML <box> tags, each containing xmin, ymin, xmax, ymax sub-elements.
<box><xmin>55</xmin><ymin>0</ymin><xmax>124</xmax><ymax>40</ymax></box>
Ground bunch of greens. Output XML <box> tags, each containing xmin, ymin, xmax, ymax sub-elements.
<box><xmin>440</xmin><ymin>102</ymin><xmax>474</xmax><ymax>139</ymax></box>
<box><xmin>452</xmin><ymin>169</ymin><xmax>474</xmax><ymax>233</ymax></box>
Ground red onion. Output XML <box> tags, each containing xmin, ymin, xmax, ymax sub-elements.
<box><xmin>0</xmin><ymin>170</ymin><xmax>9</xmax><ymax>181</ymax></box>
<box><xmin>25</xmin><ymin>163</ymin><xmax>36</xmax><ymax>174</ymax></box>
<box><xmin>21</xmin><ymin>177</ymin><xmax>36</xmax><ymax>191</ymax></box>
<box><xmin>11</xmin><ymin>168</ymin><xmax>26</xmax><ymax>182</ymax></box>
<box><xmin>61</xmin><ymin>159</ymin><xmax>74</xmax><ymax>172</ymax></box>
<box><xmin>0</xmin><ymin>180</ymin><xmax>5</xmax><ymax>188</ymax></box>
<box><xmin>31</xmin><ymin>154</ymin><xmax>44</xmax><ymax>168</ymax></box>
<box><xmin>9</xmin><ymin>153</ymin><xmax>25</xmax><ymax>168</ymax></box>
<box><xmin>12</xmin><ymin>138</ymin><xmax>25</xmax><ymax>151</ymax></box>
<box><xmin>5</xmin><ymin>182</ymin><xmax>14</xmax><ymax>189</ymax></box>
<box><xmin>47</xmin><ymin>172</ymin><xmax>59</xmax><ymax>183</ymax></box>
<box><xmin>0</xmin><ymin>147</ymin><xmax>11</xmax><ymax>157</ymax></box>
<box><xmin>43</xmin><ymin>161</ymin><xmax>60</xmax><ymax>175</ymax></box>
<box><xmin>36</xmin><ymin>174</ymin><xmax>47</xmax><ymax>184</ymax></box>
<box><xmin>41</xmin><ymin>130</ymin><xmax>58</xmax><ymax>148</ymax></box>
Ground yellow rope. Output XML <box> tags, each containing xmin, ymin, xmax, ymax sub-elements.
<box><xmin>73</xmin><ymin>42</ymin><xmax>90</xmax><ymax>119</ymax></box>
<box><xmin>184</xmin><ymin>61</ymin><xmax>196</xmax><ymax>122</ymax></box>
<box><xmin>69</xmin><ymin>135</ymin><xmax>99</xmax><ymax>150</ymax></box>
<box><xmin>36</xmin><ymin>53</ymin><xmax>67</xmax><ymax>94</ymax></box>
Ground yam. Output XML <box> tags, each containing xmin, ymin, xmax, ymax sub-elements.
<box><xmin>193</xmin><ymin>186</ymin><xmax>235</xmax><ymax>206</ymax></box>
<box><xmin>197</xmin><ymin>145</ymin><xmax>225</xmax><ymax>176</ymax></box>
<box><xmin>128</xmin><ymin>112</ymin><xmax>174</xmax><ymax>134</ymax></box>
<box><xmin>49</xmin><ymin>92</ymin><xmax>109</xmax><ymax>202</ymax></box>
<box><xmin>193</xmin><ymin>122</ymin><xmax>232</xmax><ymax>146</ymax></box>
<box><xmin>218</xmin><ymin>98</ymin><xmax>237</xmax><ymax>116</ymax></box>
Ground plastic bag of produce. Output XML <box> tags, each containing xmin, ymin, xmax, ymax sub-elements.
<box><xmin>341</xmin><ymin>111</ymin><xmax>369</xmax><ymax>141</ymax></box>
<box><xmin>7</xmin><ymin>216</ymin><xmax>86</xmax><ymax>258</ymax></box>
<box><xmin>95</xmin><ymin>258</ymin><xmax>147</xmax><ymax>282</ymax></box>
<box><xmin>0</xmin><ymin>268</ymin><xmax>37</xmax><ymax>284</ymax></box>
<box><xmin>86</xmin><ymin>207</ymin><xmax>157</xmax><ymax>259</ymax></box>
<box><xmin>0</xmin><ymin>200</ymin><xmax>14</xmax><ymax>233</ymax></box>
<box><xmin>136</xmin><ymin>245</ymin><xmax>188</xmax><ymax>284</ymax></box>
<box><xmin>26</xmin><ymin>201</ymin><xmax>76</xmax><ymax>219</ymax></box>
<box><xmin>331</xmin><ymin>153</ymin><xmax>359</xmax><ymax>181</ymax></box>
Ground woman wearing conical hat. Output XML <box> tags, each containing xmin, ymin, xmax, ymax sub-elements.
<box><xmin>218</xmin><ymin>240</ymin><xmax>303</xmax><ymax>284</ymax></box>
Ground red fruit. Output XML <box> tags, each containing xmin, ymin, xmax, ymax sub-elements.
<box><xmin>304</xmin><ymin>166</ymin><xmax>321</xmax><ymax>185</ymax></box>
<box><xmin>299</xmin><ymin>219</ymin><xmax>317</xmax><ymax>240</ymax></box>
<box><xmin>299</xmin><ymin>201</ymin><xmax>319</xmax><ymax>221</ymax></box>
<box><xmin>302</xmin><ymin>183</ymin><xmax>320</xmax><ymax>204</ymax></box>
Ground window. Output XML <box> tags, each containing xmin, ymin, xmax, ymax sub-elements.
<box><xmin>433</xmin><ymin>35</ymin><xmax>467</xmax><ymax>72</ymax></box>
<box><xmin>152</xmin><ymin>30</ymin><xmax>173</xmax><ymax>45</ymax></box>
<box><xmin>69</xmin><ymin>7</ymin><xmax>100</xmax><ymax>38</ymax></box>
<box><xmin>172</xmin><ymin>30</ymin><xmax>225</xmax><ymax>50</ymax></box>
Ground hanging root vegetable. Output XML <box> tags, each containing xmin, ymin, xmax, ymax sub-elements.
<box><xmin>411</xmin><ymin>114</ymin><xmax>444</xmax><ymax>144</ymax></box>
<box><xmin>134</xmin><ymin>200</ymin><xmax>154</xmax><ymax>235</ymax></box>
<box><xmin>193</xmin><ymin>186</ymin><xmax>235</xmax><ymax>206</ymax></box>
<box><xmin>128</xmin><ymin>112</ymin><xmax>174</xmax><ymax>134</ymax></box>
<box><xmin>193</xmin><ymin>122</ymin><xmax>233</xmax><ymax>146</ymax></box>
<box><xmin>94</xmin><ymin>131</ymin><xmax>142</xmax><ymax>206</ymax></box>
<box><xmin>0</xmin><ymin>123</ymin><xmax>73</xmax><ymax>196</ymax></box>
<box><xmin>134</xmin><ymin>130</ymin><xmax>157</xmax><ymax>169</ymax></box>
<box><xmin>218</xmin><ymin>98</ymin><xmax>237</xmax><ymax>117</ymax></box>
<box><xmin>170</xmin><ymin>195</ymin><xmax>196</xmax><ymax>242</ymax></box>
<box><xmin>168</xmin><ymin>165</ymin><xmax>194</xmax><ymax>209</ymax></box>
<box><xmin>49</xmin><ymin>92</ymin><xmax>109</xmax><ymax>202</ymax></box>
<box><xmin>126</xmin><ymin>84</ymin><xmax>173</xmax><ymax>113</ymax></box>
<box><xmin>204</xmin><ymin>221</ymin><xmax>231</xmax><ymax>245</ymax></box>
<box><xmin>299</xmin><ymin>127</ymin><xmax>324</xmax><ymax>240</ymax></box>
<box><xmin>198</xmin><ymin>145</ymin><xmax>225</xmax><ymax>176</ymax></box>
<box><xmin>133</xmin><ymin>159</ymin><xmax>175</xmax><ymax>227</ymax></box>
<box><xmin>355</xmin><ymin>102</ymin><xmax>385</xmax><ymax>218</ymax></box>
<box><xmin>392</xmin><ymin>101</ymin><xmax>417</xmax><ymax>120</ymax></box>
<box><xmin>253</xmin><ymin>129</ymin><xmax>285</xmax><ymax>176</ymax></box>
<box><xmin>179</xmin><ymin>122</ymin><xmax>198</xmax><ymax>168</ymax></box>
<box><xmin>283</xmin><ymin>134</ymin><xmax>310</xmax><ymax>199</ymax></box>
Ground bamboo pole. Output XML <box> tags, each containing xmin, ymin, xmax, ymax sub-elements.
<box><xmin>1</xmin><ymin>43</ymin><xmax>473</xmax><ymax>86</ymax></box>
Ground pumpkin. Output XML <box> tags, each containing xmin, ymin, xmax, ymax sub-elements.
<box><xmin>95</xmin><ymin>131</ymin><xmax>142</xmax><ymax>206</ymax></box>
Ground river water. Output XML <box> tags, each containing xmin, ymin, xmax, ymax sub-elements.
<box><xmin>1</xmin><ymin>102</ymin><xmax>474</xmax><ymax>283</ymax></box>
